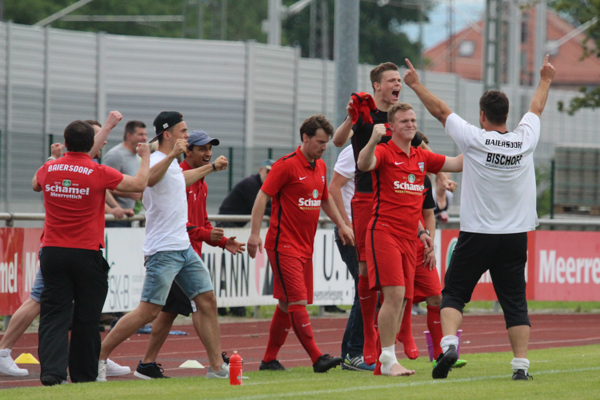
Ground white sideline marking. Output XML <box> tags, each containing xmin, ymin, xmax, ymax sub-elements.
<box><xmin>232</xmin><ymin>366</ymin><xmax>600</xmax><ymax>399</ymax></box>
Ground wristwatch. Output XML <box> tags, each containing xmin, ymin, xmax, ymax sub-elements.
<box><xmin>418</xmin><ymin>229</ymin><xmax>430</xmax><ymax>238</ymax></box>
<box><xmin>46</xmin><ymin>156</ymin><xmax>56</xmax><ymax>162</ymax></box>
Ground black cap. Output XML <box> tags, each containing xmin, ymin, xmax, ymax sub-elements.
<box><xmin>150</xmin><ymin>111</ymin><xmax>183</xmax><ymax>143</ymax></box>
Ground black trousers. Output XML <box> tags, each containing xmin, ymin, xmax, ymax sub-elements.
<box><xmin>38</xmin><ymin>247</ymin><xmax>109</xmax><ymax>383</ymax></box>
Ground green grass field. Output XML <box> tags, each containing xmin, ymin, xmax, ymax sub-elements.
<box><xmin>5</xmin><ymin>344</ymin><xmax>599</xmax><ymax>400</ymax></box>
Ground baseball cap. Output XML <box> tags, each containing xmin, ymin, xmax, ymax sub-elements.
<box><xmin>261</xmin><ymin>159</ymin><xmax>274</xmax><ymax>170</ymax></box>
<box><xmin>187</xmin><ymin>130</ymin><xmax>220</xmax><ymax>148</ymax></box>
<box><xmin>150</xmin><ymin>111</ymin><xmax>184</xmax><ymax>143</ymax></box>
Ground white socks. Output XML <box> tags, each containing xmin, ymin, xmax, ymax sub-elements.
<box><xmin>379</xmin><ymin>345</ymin><xmax>399</xmax><ymax>375</ymax></box>
<box><xmin>440</xmin><ymin>335</ymin><xmax>459</xmax><ymax>353</ymax></box>
<box><xmin>0</xmin><ymin>348</ymin><xmax>10</xmax><ymax>357</ymax></box>
<box><xmin>511</xmin><ymin>358</ymin><xmax>530</xmax><ymax>373</ymax></box>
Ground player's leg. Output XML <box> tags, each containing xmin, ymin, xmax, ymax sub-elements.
<box><xmin>141</xmin><ymin>312</ymin><xmax>177</xmax><ymax>363</ymax></box>
<box><xmin>397</xmin><ymin>298</ymin><xmax>419</xmax><ymax>359</ymax></box>
<box><xmin>436</xmin><ymin>232</ymin><xmax>491</xmax><ymax>379</ymax></box>
<box><xmin>0</xmin><ymin>296</ymin><xmax>40</xmax><ymax>376</ymax></box>
<box><xmin>69</xmin><ymin>250</ymin><xmax>109</xmax><ymax>383</ymax></box>
<box><xmin>352</xmin><ymin>195</ymin><xmax>378</xmax><ymax>366</ymax></box>
<box><xmin>100</xmin><ymin>249</ymin><xmax>182</xmax><ymax>361</ymax></box>
<box><xmin>489</xmin><ymin>232</ymin><xmax>531</xmax><ymax>380</ymax></box>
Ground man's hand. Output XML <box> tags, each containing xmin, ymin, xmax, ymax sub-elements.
<box><xmin>247</xmin><ymin>233</ymin><xmax>263</xmax><ymax>259</ymax></box>
<box><xmin>213</xmin><ymin>155</ymin><xmax>228</xmax><ymax>171</ymax></box>
<box><xmin>423</xmin><ymin>247</ymin><xmax>436</xmax><ymax>270</ymax></box>
<box><xmin>419</xmin><ymin>233</ymin><xmax>433</xmax><ymax>255</ymax></box>
<box><xmin>137</xmin><ymin>143</ymin><xmax>150</xmax><ymax>159</ymax></box>
<box><xmin>109</xmin><ymin>206</ymin><xmax>125</xmax><ymax>219</ymax></box>
<box><xmin>105</xmin><ymin>111</ymin><xmax>123</xmax><ymax>130</ymax></box>
<box><xmin>338</xmin><ymin>224</ymin><xmax>355</xmax><ymax>247</ymax></box>
<box><xmin>50</xmin><ymin>143</ymin><xmax>64</xmax><ymax>159</ymax></box>
<box><xmin>346</xmin><ymin>98</ymin><xmax>354</xmax><ymax>119</ymax></box>
<box><xmin>403</xmin><ymin>59</ymin><xmax>420</xmax><ymax>88</ymax></box>
<box><xmin>540</xmin><ymin>54</ymin><xmax>555</xmax><ymax>82</ymax></box>
<box><xmin>225</xmin><ymin>237</ymin><xmax>246</xmax><ymax>255</ymax></box>
<box><xmin>437</xmin><ymin>173</ymin><xmax>458</xmax><ymax>193</ymax></box>
<box><xmin>123</xmin><ymin>208</ymin><xmax>135</xmax><ymax>217</ymax></box>
<box><xmin>371</xmin><ymin>124</ymin><xmax>387</xmax><ymax>144</ymax></box>
<box><xmin>169</xmin><ymin>139</ymin><xmax>187</xmax><ymax>158</ymax></box>
<box><xmin>210</xmin><ymin>228</ymin><xmax>224</xmax><ymax>242</ymax></box>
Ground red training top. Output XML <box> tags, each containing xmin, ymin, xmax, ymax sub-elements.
<box><xmin>369</xmin><ymin>141</ymin><xmax>445</xmax><ymax>241</ymax></box>
<box><xmin>36</xmin><ymin>152</ymin><xmax>123</xmax><ymax>250</ymax></box>
<box><xmin>262</xmin><ymin>146</ymin><xmax>329</xmax><ymax>257</ymax></box>
<box><xmin>181</xmin><ymin>160</ymin><xmax>227</xmax><ymax>255</ymax></box>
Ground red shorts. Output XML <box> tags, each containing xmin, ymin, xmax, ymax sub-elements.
<box><xmin>365</xmin><ymin>229</ymin><xmax>416</xmax><ymax>298</ymax></box>
<box><xmin>267</xmin><ymin>249</ymin><xmax>313</xmax><ymax>304</ymax></box>
<box><xmin>351</xmin><ymin>192</ymin><xmax>374</xmax><ymax>262</ymax></box>
<box><xmin>413</xmin><ymin>244</ymin><xmax>442</xmax><ymax>303</ymax></box>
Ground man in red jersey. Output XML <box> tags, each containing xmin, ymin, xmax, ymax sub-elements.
<box><xmin>357</xmin><ymin>103</ymin><xmax>462</xmax><ymax>376</ymax></box>
<box><xmin>248</xmin><ymin>115</ymin><xmax>354</xmax><ymax>373</ymax></box>
<box><xmin>32</xmin><ymin>112</ymin><xmax>151</xmax><ymax>385</ymax></box>
<box><xmin>333</xmin><ymin>62</ymin><xmax>454</xmax><ymax>365</ymax></box>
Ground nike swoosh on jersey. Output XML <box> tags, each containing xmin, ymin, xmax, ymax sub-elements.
<box><xmin>395</xmin><ymin>162</ymin><xmax>404</xmax><ymax>165</ymax></box>
<box><xmin>302</xmin><ymin>323</ymin><xmax>311</xmax><ymax>327</ymax></box>
<box><xmin>299</xmin><ymin>176</ymin><xmax>307</xmax><ymax>180</ymax></box>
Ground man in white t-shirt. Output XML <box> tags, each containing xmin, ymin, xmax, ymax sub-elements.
<box><xmin>98</xmin><ymin>111</ymin><xmax>229</xmax><ymax>380</ymax></box>
<box><xmin>403</xmin><ymin>56</ymin><xmax>555</xmax><ymax>381</ymax></box>
<box><xmin>329</xmin><ymin>146</ymin><xmax>374</xmax><ymax>372</ymax></box>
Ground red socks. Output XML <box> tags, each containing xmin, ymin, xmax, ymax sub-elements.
<box><xmin>358</xmin><ymin>275</ymin><xmax>378</xmax><ymax>365</ymax></box>
<box><xmin>397</xmin><ymin>299</ymin><xmax>419</xmax><ymax>359</ymax></box>
<box><xmin>263</xmin><ymin>305</ymin><xmax>292</xmax><ymax>363</ymax></box>
<box><xmin>288</xmin><ymin>304</ymin><xmax>322</xmax><ymax>364</ymax></box>
<box><xmin>427</xmin><ymin>305</ymin><xmax>443</xmax><ymax>359</ymax></box>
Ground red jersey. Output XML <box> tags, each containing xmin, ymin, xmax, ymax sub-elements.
<box><xmin>262</xmin><ymin>146</ymin><xmax>329</xmax><ymax>257</ymax></box>
<box><xmin>368</xmin><ymin>141</ymin><xmax>445</xmax><ymax>241</ymax></box>
<box><xmin>181</xmin><ymin>160</ymin><xmax>227</xmax><ymax>255</ymax></box>
<box><xmin>36</xmin><ymin>152</ymin><xmax>123</xmax><ymax>250</ymax></box>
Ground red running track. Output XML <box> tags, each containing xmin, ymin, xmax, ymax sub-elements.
<box><xmin>1</xmin><ymin>313</ymin><xmax>599</xmax><ymax>389</ymax></box>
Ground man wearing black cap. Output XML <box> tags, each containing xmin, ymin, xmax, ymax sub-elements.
<box><xmin>133</xmin><ymin>130</ymin><xmax>245</xmax><ymax>379</ymax></box>
<box><xmin>99</xmin><ymin>112</ymin><xmax>231</xmax><ymax>380</ymax></box>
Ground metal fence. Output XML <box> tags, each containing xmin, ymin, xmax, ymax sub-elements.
<box><xmin>1</xmin><ymin>21</ymin><xmax>600</xmax><ymax>214</ymax></box>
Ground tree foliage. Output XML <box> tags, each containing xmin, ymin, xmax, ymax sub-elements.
<box><xmin>550</xmin><ymin>0</ymin><xmax>600</xmax><ymax>114</ymax></box>
<box><xmin>3</xmin><ymin>0</ymin><xmax>427</xmax><ymax>66</ymax></box>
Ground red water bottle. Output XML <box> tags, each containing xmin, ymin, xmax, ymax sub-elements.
<box><xmin>229</xmin><ymin>351</ymin><xmax>243</xmax><ymax>385</ymax></box>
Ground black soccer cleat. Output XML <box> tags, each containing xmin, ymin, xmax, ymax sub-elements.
<box><xmin>432</xmin><ymin>345</ymin><xmax>458</xmax><ymax>379</ymax></box>
<box><xmin>512</xmin><ymin>369</ymin><xmax>533</xmax><ymax>381</ymax></box>
<box><xmin>222</xmin><ymin>352</ymin><xmax>230</xmax><ymax>365</ymax></box>
<box><xmin>133</xmin><ymin>361</ymin><xmax>169</xmax><ymax>380</ymax></box>
<box><xmin>259</xmin><ymin>359</ymin><xmax>286</xmax><ymax>371</ymax></box>
<box><xmin>313</xmin><ymin>354</ymin><xmax>343</xmax><ymax>373</ymax></box>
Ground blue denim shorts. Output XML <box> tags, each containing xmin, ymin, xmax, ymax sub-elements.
<box><xmin>29</xmin><ymin>268</ymin><xmax>44</xmax><ymax>302</ymax></box>
<box><xmin>141</xmin><ymin>246</ymin><xmax>213</xmax><ymax>306</ymax></box>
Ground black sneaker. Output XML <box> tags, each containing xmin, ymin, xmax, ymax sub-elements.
<box><xmin>432</xmin><ymin>345</ymin><xmax>458</xmax><ymax>379</ymax></box>
<box><xmin>313</xmin><ymin>354</ymin><xmax>343</xmax><ymax>373</ymax></box>
<box><xmin>41</xmin><ymin>374</ymin><xmax>62</xmax><ymax>386</ymax></box>
<box><xmin>133</xmin><ymin>361</ymin><xmax>169</xmax><ymax>379</ymax></box>
<box><xmin>512</xmin><ymin>369</ymin><xmax>533</xmax><ymax>381</ymax></box>
<box><xmin>259</xmin><ymin>359</ymin><xmax>286</xmax><ymax>371</ymax></box>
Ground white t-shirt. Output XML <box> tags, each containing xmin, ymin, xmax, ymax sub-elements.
<box><xmin>333</xmin><ymin>145</ymin><xmax>355</xmax><ymax>222</ymax></box>
<box><xmin>142</xmin><ymin>151</ymin><xmax>190</xmax><ymax>256</ymax></box>
<box><xmin>445</xmin><ymin>112</ymin><xmax>540</xmax><ymax>233</ymax></box>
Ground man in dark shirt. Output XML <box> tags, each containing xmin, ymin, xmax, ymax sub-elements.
<box><xmin>218</xmin><ymin>159</ymin><xmax>273</xmax><ymax>227</ymax></box>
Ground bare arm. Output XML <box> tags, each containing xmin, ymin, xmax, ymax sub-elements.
<box><xmin>403</xmin><ymin>59</ymin><xmax>452</xmax><ymax>126</ymax></box>
<box><xmin>333</xmin><ymin>101</ymin><xmax>355</xmax><ymax>147</ymax></box>
<box><xmin>328</xmin><ymin>172</ymin><xmax>352</xmax><ymax>228</ymax></box>
<box><xmin>183</xmin><ymin>155</ymin><xmax>228</xmax><ymax>187</ymax></box>
<box><xmin>357</xmin><ymin>124</ymin><xmax>386</xmax><ymax>172</ymax></box>
<box><xmin>147</xmin><ymin>139</ymin><xmax>186</xmax><ymax>187</ymax></box>
<box><xmin>422</xmin><ymin>208</ymin><xmax>437</xmax><ymax>270</ymax></box>
<box><xmin>88</xmin><ymin>111</ymin><xmax>122</xmax><ymax>158</ymax></box>
<box><xmin>105</xmin><ymin>189</ymin><xmax>119</xmax><ymax>208</ymax></box>
<box><xmin>247</xmin><ymin>190</ymin><xmax>271</xmax><ymax>258</ymax></box>
<box><xmin>110</xmin><ymin>190</ymin><xmax>141</xmax><ymax>200</ymax></box>
<box><xmin>440</xmin><ymin>154</ymin><xmax>463</xmax><ymax>173</ymax></box>
<box><xmin>321</xmin><ymin>197</ymin><xmax>355</xmax><ymax>246</ymax></box>
<box><xmin>529</xmin><ymin>54</ymin><xmax>556</xmax><ymax>117</ymax></box>
<box><xmin>115</xmin><ymin>144</ymin><xmax>150</xmax><ymax>192</ymax></box>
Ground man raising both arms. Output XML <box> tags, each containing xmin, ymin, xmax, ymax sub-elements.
<box><xmin>357</xmin><ymin>103</ymin><xmax>463</xmax><ymax>377</ymax></box>
<box><xmin>403</xmin><ymin>56</ymin><xmax>555</xmax><ymax>380</ymax></box>
<box><xmin>248</xmin><ymin>115</ymin><xmax>354</xmax><ymax>373</ymax></box>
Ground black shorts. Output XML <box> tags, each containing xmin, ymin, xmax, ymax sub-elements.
<box><xmin>441</xmin><ymin>231</ymin><xmax>530</xmax><ymax>329</ymax></box>
<box><xmin>162</xmin><ymin>284</ymin><xmax>195</xmax><ymax>316</ymax></box>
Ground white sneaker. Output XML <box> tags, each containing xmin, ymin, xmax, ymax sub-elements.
<box><xmin>206</xmin><ymin>362</ymin><xmax>229</xmax><ymax>379</ymax></box>
<box><xmin>106</xmin><ymin>358</ymin><xmax>131</xmax><ymax>377</ymax></box>
<box><xmin>97</xmin><ymin>360</ymin><xmax>107</xmax><ymax>382</ymax></box>
<box><xmin>0</xmin><ymin>349</ymin><xmax>28</xmax><ymax>377</ymax></box>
